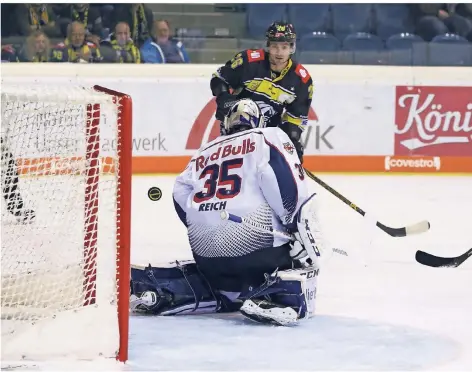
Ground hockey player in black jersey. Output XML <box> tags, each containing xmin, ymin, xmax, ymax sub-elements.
<box><xmin>210</xmin><ymin>21</ymin><xmax>313</xmax><ymax>162</ymax></box>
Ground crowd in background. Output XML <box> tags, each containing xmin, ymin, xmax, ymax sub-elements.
<box><xmin>1</xmin><ymin>3</ymin><xmax>472</xmax><ymax>65</ymax></box>
<box><xmin>412</xmin><ymin>3</ymin><xmax>472</xmax><ymax>41</ymax></box>
<box><xmin>0</xmin><ymin>4</ymin><xmax>189</xmax><ymax>63</ymax></box>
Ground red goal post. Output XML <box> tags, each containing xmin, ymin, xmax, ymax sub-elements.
<box><xmin>93</xmin><ymin>85</ymin><xmax>132</xmax><ymax>363</ymax></box>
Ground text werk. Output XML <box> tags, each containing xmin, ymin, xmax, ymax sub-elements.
<box><xmin>195</xmin><ymin>139</ymin><xmax>256</xmax><ymax>171</ymax></box>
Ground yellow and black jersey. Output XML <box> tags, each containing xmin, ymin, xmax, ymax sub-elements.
<box><xmin>212</xmin><ymin>48</ymin><xmax>313</xmax><ymax>130</ymax></box>
<box><xmin>102</xmin><ymin>39</ymin><xmax>141</xmax><ymax>63</ymax></box>
<box><xmin>51</xmin><ymin>40</ymin><xmax>101</xmax><ymax>63</ymax></box>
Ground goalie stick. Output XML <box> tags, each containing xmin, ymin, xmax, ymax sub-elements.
<box><xmin>303</xmin><ymin>168</ymin><xmax>430</xmax><ymax>238</ymax></box>
<box><xmin>219</xmin><ymin>211</ymin><xmax>349</xmax><ymax>258</ymax></box>
<box><xmin>415</xmin><ymin>247</ymin><xmax>472</xmax><ymax>268</ymax></box>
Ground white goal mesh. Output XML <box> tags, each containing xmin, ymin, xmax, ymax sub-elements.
<box><xmin>1</xmin><ymin>84</ymin><xmax>131</xmax><ymax>362</ymax></box>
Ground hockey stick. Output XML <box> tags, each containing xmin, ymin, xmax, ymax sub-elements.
<box><xmin>219</xmin><ymin>210</ymin><xmax>349</xmax><ymax>258</ymax></box>
<box><xmin>303</xmin><ymin>168</ymin><xmax>430</xmax><ymax>238</ymax></box>
<box><xmin>415</xmin><ymin>247</ymin><xmax>472</xmax><ymax>268</ymax></box>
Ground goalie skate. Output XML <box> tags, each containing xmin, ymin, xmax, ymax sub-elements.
<box><xmin>240</xmin><ymin>298</ymin><xmax>298</xmax><ymax>326</ymax></box>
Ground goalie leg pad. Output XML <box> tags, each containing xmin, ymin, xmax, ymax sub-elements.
<box><xmin>239</xmin><ymin>267</ymin><xmax>319</xmax><ymax>326</ymax></box>
<box><xmin>292</xmin><ymin>193</ymin><xmax>327</xmax><ymax>266</ymax></box>
<box><xmin>130</xmin><ymin>260</ymin><xmax>223</xmax><ymax>315</ymax></box>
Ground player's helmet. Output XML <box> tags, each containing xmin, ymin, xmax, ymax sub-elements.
<box><xmin>265</xmin><ymin>21</ymin><xmax>296</xmax><ymax>47</ymax></box>
<box><xmin>224</xmin><ymin>99</ymin><xmax>265</xmax><ymax>134</ymax></box>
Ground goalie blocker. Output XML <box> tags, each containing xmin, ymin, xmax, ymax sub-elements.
<box><xmin>130</xmin><ymin>261</ymin><xmax>318</xmax><ymax>326</ymax></box>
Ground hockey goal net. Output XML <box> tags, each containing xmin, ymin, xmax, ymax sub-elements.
<box><xmin>1</xmin><ymin>84</ymin><xmax>131</xmax><ymax>363</ymax></box>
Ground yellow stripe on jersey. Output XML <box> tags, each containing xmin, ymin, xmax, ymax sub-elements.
<box><xmin>243</xmin><ymin>79</ymin><xmax>296</xmax><ymax>105</ymax></box>
<box><xmin>282</xmin><ymin>112</ymin><xmax>307</xmax><ymax>128</ymax></box>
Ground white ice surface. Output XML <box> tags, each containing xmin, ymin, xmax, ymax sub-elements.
<box><xmin>3</xmin><ymin>174</ymin><xmax>472</xmax><ymax>371</ymax></box>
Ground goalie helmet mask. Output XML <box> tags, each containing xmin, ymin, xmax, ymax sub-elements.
<box><xmin>265</xmin><ymin>21</ymin><xmax>296</xmax><ymax>54</ymax></box>
<box><xmin>224</xmin><ymin>99</ymin><xmax>265</xmax><ymax>134</ymax></box>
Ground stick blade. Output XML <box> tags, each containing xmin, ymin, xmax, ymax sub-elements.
<box><xmin>415</xmin><ymin>248</ymin><xmax>472</xmax><ymax>268</ymax></box>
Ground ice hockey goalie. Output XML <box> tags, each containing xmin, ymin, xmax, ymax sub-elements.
<box><xmin>130</xmin><ymin>99</ymin><xmax>323</xmax><ymax>326</ymax></box>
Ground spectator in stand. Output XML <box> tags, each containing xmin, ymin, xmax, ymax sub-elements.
<box><xmin>112</xmin><ymin>4</ymin><xmax>153</xmax><ymax>48</ymax></box>
<box><xmin>412</xmin><ymin>4</ymin><xmax>472</xmax><ymax>41</ymax></box>
<box><xmin>14</xmin><ymin>4</ymin><xmax>62</xmax><ymax>38</ymax></box>
<box><xmin>140</xmin><ymin>19</ymin><xmax>190</xmax><ymax>63</ymax></box>
<box><xmin>13</xmin><ymin>30</ymin><xmax>52</xmax><ymax>62</ymax></box>
<box><xmin>54</xmin><ymin>4</ymin><xmax>104</xmax><ymax>46</ymax></box>
<box><xmin>19</xmin><ymin>30</ymin><xmax>52</xmax><ymax>62</ymax></box>
<box><xmin>51</xmin><ymin>21</ymin><xmax>102</xmax><ymax>63</ymax></box>
<box><xmin>101</xmin><ymin>22</ymin><xmax>141</xmax><ymax>63</ymax></box>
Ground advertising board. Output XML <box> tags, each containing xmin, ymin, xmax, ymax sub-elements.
<box><xmin>395</xmin><ymin>86</ymin><xmax>472</xmax><ymax>157</ymax></box>
<box><xmin>2</xmin><ymin>64</ymin><xmax>471</xmax><ymax>174</ymax></box>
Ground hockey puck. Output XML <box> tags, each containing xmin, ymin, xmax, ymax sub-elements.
<box><xmin>147</xmin><ymin>187</ymin><xmax>162</xmax><ymax>201</ymax></box>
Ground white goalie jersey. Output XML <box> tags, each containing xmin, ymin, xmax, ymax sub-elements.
<box><xmin>173</xmin><ymin>127</ymin><xmax>311</xmax><ymax>258</ymax></box>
